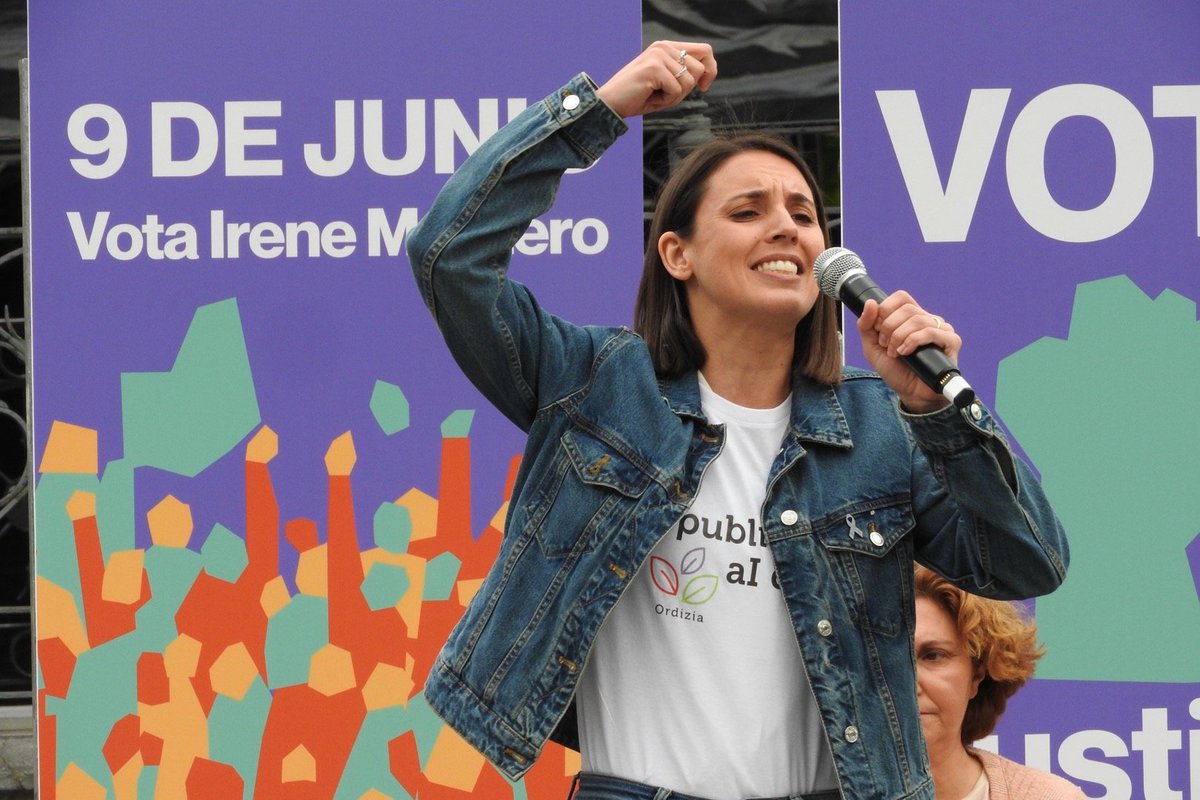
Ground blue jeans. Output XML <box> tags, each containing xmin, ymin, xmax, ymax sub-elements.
<box><xmin>568</xmin><ymin>772</ymin><xmax>841</xmax><ymax>800</ymax></box>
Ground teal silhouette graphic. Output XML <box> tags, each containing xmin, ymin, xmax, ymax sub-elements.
<box><xmin>997</xmin><ymin>275</ymin><xmax>1200</xmax><ymax>682</ymax></box>
<box><xmin>121</xmin><ymin>297</ymin><xmax>261</xmax><ymax>476</ymax></box>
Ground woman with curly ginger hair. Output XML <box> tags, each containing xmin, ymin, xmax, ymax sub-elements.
<box><xmin>913</xmin><ymin>565</ymin><xmax>1085</xmax><ymax>799</ymax></box>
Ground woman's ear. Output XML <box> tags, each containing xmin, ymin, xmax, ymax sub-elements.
<box><xmin>969</xmin><ymin>661</ymin><xmax>986</xmax><ymax>699</ymax></box>
<box><xmin>658</xmin><ymin>231</ymin><xmax>693</xmax><ymax>281</ymax></box>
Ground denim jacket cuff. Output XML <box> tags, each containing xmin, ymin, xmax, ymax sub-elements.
<box><xmin>545</xmin><ymin>73</ymin><xmax>629</xmax><ymax>159</ymax></box>
<box><xmin>900</xmin><ymin>398</ymin><xmax>1001</xmax><ymax>455</ymax></box>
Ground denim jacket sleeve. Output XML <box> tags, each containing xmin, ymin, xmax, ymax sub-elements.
<box><xmin>903</xmin><ymin>398</ymin><xmax>1069</xmax><ymax>599</ymax></box>
<box><xmin>406</xmin><ymin>74</ymin><xmax>629</xmax><ymax>431</ymax></box>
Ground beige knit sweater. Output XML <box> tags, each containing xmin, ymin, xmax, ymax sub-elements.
<box><xmin>970</xmin><ymin>748</ymin><xmax>1088</xmax><ymax>800</ymax></box>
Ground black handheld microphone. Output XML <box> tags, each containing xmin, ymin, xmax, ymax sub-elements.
<box><xmin>813</xmin><ymin>247</ymin><xmax>975</xmax><ymax>409</ymax></box>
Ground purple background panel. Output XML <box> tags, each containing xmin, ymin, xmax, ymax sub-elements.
<box><xmin>29</xmin><ymin>1</ymin><xmax>645</xmax><ymax>559</ymax></box>
<box><xmin>840</xmin><ymin>2</ymin><xmax>1200</xmax><ymax>796</ymax></box>
<box><xmin>838</xmin><ymin>2</ymin><xmax>1200</xmax><ymax>405</ymax></box>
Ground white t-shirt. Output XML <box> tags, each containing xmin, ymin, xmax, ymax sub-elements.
<box><xmin>576</xmin><ymin>376</ymin><xmax>836</xmax><ymax>798</ymax></box>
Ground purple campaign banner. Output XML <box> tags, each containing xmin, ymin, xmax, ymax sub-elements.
<box><xmin>30</xmin><ymin>1</ymin><xmax>640</xmax><ymax>557</ymax></box>
<box><xmin>28</xmin><ymin>2</ymin><xmax>640</xmax><ymax>796</ymax></box>
<box><xmin>841</xmin><ymin>2</ymin><xmax>1200</xmax><ymax>797</ymax></box>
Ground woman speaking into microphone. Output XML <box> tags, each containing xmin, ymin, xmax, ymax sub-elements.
<box><xmin>406</xmin><ymin>40</ymin><xmax>1069</xmax><ymax>800</ymax></box>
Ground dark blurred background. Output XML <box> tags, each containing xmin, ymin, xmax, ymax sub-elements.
<box><xmin>0</xmin><ymin>0</ymin><xmax>29</xmax><ymax>719</ymax></box>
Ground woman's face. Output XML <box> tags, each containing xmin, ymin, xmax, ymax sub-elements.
<box><xmin>659</xmin><ymin>150</ymin><xmax>825</xmax><ymax>339</ymax></box>
<box><xmin>915</xmin><ymin>597</ymin><xmax>983</xmax><ymax>756</ymax></box>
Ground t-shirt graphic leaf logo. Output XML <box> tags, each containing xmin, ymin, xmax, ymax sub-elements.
<box><xmin>650</xmin><ymin>548</ymin><xmax>718</xmax><ymax>605</ymax></box>
<box><xmin>651</xmin><ymin>556</ymin><xmax>679</xmax><ymax>595</ymax></box>
<box><xmin>681</xmin><ymin>574</ymin><xmax>718</xmax><ymax>605</ymax></box>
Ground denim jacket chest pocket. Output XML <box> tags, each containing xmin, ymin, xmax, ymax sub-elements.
<box><xmin>812</xmin><ymin>498</ymin><xmax>916</xmax><ymax>637</ymax></box>
<box><xmin>522</xmin><ymin>426</ymin><xmax>656</xmax><ymax>559</ymax></box>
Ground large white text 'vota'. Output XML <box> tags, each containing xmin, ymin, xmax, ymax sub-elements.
<box><xmin>876</xmin><ymin>84</ymin><xmax>1200</xmax><ymax>242</ymax></box>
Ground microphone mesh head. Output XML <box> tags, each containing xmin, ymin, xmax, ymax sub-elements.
<box><xmin>813</xmin><ymin>247</ymin><xmax>866</xmax><ymax>299</ymax></box>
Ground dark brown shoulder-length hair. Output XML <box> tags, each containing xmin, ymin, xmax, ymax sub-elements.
<box><xmin>633</xmin><ymin>133</ymin><xmax>842</xmax><ymax>383</ymax></box>
<box><xmin>914</xmin><ymin>565</ymin><xmax>1046</xmax><ymax>744</ymax></box>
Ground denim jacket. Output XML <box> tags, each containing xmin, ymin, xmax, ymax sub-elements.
<box><xmin>407</xmin><ymin>73</ymin><xmax>1068</xmax><ymax>800</ymax></box>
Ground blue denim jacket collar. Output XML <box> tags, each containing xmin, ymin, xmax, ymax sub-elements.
<box><xmin>660</xmin><ymin>367</ymin><xmax>855</xmax><ymax>450</ymax></box>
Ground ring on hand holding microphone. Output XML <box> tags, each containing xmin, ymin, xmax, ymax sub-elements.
<box><xmin>673</xmin><ymin>65</ymin><xmax>688</xmax><ymax>78</ymax></box>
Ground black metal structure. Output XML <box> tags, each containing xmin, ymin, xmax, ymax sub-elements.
<box><xmin>0</xmin><ymin>1</ymin><xmax>27</xmax><ymax>711</ymax></box>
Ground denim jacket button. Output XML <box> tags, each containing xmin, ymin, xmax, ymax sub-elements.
<box><xmin>780</xmin><ymin>509</ymin><xmax>798</xmax><ymax>526</ymax></box>
<box><xmin>562</xmin><ymin>93</ymin><xmax>581</xmax><ymax>111</ymax></box>
<box><xmin>817</xmin><ymin>619</ymin><xmax>833</xmax><ymax>637</ymax></box>
<box><xmin>844</xmin><ymin>725</ymin><xmax>860</xmax><ymax>743</ymax></box>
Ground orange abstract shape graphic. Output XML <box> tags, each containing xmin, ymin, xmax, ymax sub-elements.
<box><xmin>282</xmin><ymin>744</ymin><xmax>317</xmax><ymax>783</ymax></box>
<box><xmin>146</xmin><ymin>494</ymin><xmax>194</xmax><ymax>548</ymax></box>
<box><xmin>100</xmin><ymin>550</ymin><xmax>146</xmax><ymax>605</ymax></box>
<box><xmin>523</xmin><ymin>744</ymin><xmax>586</xmax><ymax>798</ymax></box>
<box><xmin>455</xmin><ymin>578</ymin><xmax>485</xmax><ymax>607</ymax></box>
<box><xmin>102</xmin><ymin>714</ymin><xmax>141</xmax><ymax>774</ymax></box>
<box><xmin>434</xmin><ymin>436</ymin><xmax>471</xmax><ymax>546</ymax></box>
<box><xmin>177</xmin><ymin>430</ymin><xmax>282</xmax><ymax>717</ymax></box>
<box><xmin>424</xmin><ymin>724</ymin><xmax>486</xmax><ymax>791</ymax></box>
<box><xmin>245</xmin><ymin>424</ymin><xmax>279</xmax><ymax>464</ymax></box>
<box><xmin>244</xmin><ymin>426</ymin><xmax>281</xmax><ymax>584</ymax></box>
<box><xmin>70</xmin><ymin>494</ymin><xmax>148</xmax><ymax>646</ymax></box>
<box><xmin>326</xmin><ymin>438</ymin><xmax>409</xmax><ymax>685</ymax></box>
<box><xmin>141</xmin><ymin>635</ymin><xmax>208</xmax><ymax>799</ymax></box>
<box><xmin>40</xmin><ymin>420</ymin><xmax>99</xmax><ymax>474</ymax></box>
<box><xmin>38</xmin><ymin>637</ymin><xmax>77</xmax><ymax>699</ymax></box>
<box><xmin>35</xmin><ymin>577</ymin><xmax>88</xmax><ymax>655</ymax></box>
<box><xmin>260</xmin><ymin>575</ymin><xmax>291</xmax><ymax>618</ymax></box>
<box><xmin>65</xmin><ymin>490</ymin><xmax>96</xmax><ymax>520</ymax></box>
<box><xmin>394</xmin><ymin>488</ymin><xmax>438</xmax><ymax>542</ymax></box>
<box><xmin>285</xmin><ymin>517</ymin><xmax>320</xmax><ymax>552</ymax></box>
<box><xmin>489</xmin><ymin>499</ymin><xmax>510</xmax><ymax>533</ymax></box>
<box><xmin>361</xmin><ymin>659</ymin><xmax>415</xmax><ymax>711</ymax></box>
<box><xmin>38</xmin><ymin>371</ymin><xmax>579</xmax><ymax>798</ymax></box>
<box><xmin>210</xmin><ymin>641</ymin><xmax>259</xmax><ymax>701</ymax></box>
<box><xmin>57</xmin><ymin>762</ymin><xmax>106</xmax><ymax>800</ymax></box>
<box><xmin>256</xmin><ymin>684</ymin><xmax>365</xmax><ymax>798</ymax></box>
<box><xmin>308</xmin><ymin>644</ymin><xmax>356</xmax><ymax>697</ymax></box>
<box><xmin>186</xmin><ymin>757</ymin><xmax>245</xmax><ymax>799</ymax></box>
<box><xmin>387</xmin><ymin>729</ymin><xmax>515</xmax><ymax>800</ymax></box>
<box><xmin>112</xmin><ymin>752</ymin><xmax>143</xmax><ymax>800</ymax></box>
<box><xmin>140</xmin><ymin>732</ymin><xmax>164</xmax><ymax>767</ymax></box>
<box><xmin>295</xmin><ymin>544</ymin><xmax>329</xmax><ymax>597</ymax></box>
<box><xmin>137</xmin><ymin>652</ymin><xmax>169</xmax><ymax>706</ymax></box>
<box><xmin>324</xmin><ymin>431</ymin><xmax>356</xmax><ymax>476</ymax></box>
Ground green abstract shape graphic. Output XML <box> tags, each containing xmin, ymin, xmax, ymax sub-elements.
<box><xmin>334</xmin><ymin>707</ymin><xmax>413</xmax><ymax>800</ymax></box>
<box><xmin>370</xmin><ymin>380</ymin><xmax>410</xmax><ymax>435</ymax></box>
<box><xmin>423</xmin><ymin>552</ymin><xmax>460</xmax><ymax>602</ymax></box>
<box><xmin>362</xmin><ymin>562</ymin><xmax>410</xmax><ymax>611</ymax></box>
<box><xmin>209</xmin><ymin>678</ymin><xmax>271</xmax><ymax>800</ymax></box>
<box><xmin>121</xmin><ymin>297</ymin><xmax>261</xmax><ymax>476</ymax></box>
<box><xmin>441</xmin><ymin>409</ymin><xmax>475</xmax><ymax>438</ymax></box>
<box><xmin>97</xmin><ymin>459</ymin><xmax>135</xmax><ymax>556</ymax></box>
<box><xmin>32</xmin><ymin>472</ymin><xmax>98</xmax><ymax>607</ymax></box>
<box><xmin>265</xmin><ymin>595</ymin><xmax>329</xmax><ymax>688</ymax></box>
<box><xmin>201</xmin><ymin>522</ymin><xmax>250</xmax><ymax>583</ymax></box>
<box><xmin>373</xmin><ymin>502</ymin><xmax>413</xmax><ymax>554</ymax></box>
<box><xmin>997</xmin><ymin>275</ymin><xmax>1200</xmax><ymax>682</ymax></box>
